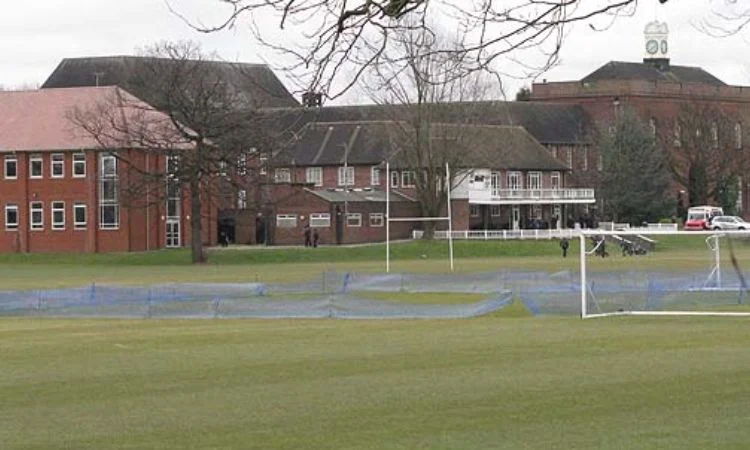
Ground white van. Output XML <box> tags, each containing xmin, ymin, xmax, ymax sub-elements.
<box><xmin>684</xmin><ymin>206</ymin><xmax>724</xmax><ymax>231</ymax></box>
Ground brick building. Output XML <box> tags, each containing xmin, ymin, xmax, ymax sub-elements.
<box><xmin>0</xmin><ymin>86</ymin><xmax>215</xmax><ymax>253</ymax></box>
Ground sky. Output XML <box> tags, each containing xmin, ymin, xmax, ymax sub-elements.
<box><xmin>2</xmin><ymin>0</ymin><xmax>749</xmax><ymax>104</ymax></box>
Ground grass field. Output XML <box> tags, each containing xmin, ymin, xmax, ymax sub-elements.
<box><xmin>3</xmin><ymin>238</ymin><xmax>750</xmax><ymax>449</ymax></box>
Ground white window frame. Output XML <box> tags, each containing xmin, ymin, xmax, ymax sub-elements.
<box><xmin>507</xmin><ymin>171</ymin><xmax>521</xmax><ymax>190</ymax></box>
<box><xmin>527</xmin><ymin>172</ymin><xmax>541</xmax><ymax>190</ymax></box>
<box><xmin>390</xmin><ymin>171</ymin><xmax>399</xmax><ymax>188</ymax></box>
<box><xmin>51</xmin><ymin>153</ymin><xmax>65</xmax><ymax>179</ymax></box>
<box><xmin>582</xmin><ymin>147</ymin><xmax>588</xmax><ymax>171</ymax></box>
<box><xmin>29</xmin><ymin>155</ymin><xmax>43</xmax><ymax>179</ymax></box>
<box><xmin>99</xmin><ymin>154</ymin><xmax>119</xmax><ymax>230</ymax></box>
<box><xmin>401</xmin><ymin>171</ymin><xmax>415</xmax><ymax>188</ymax></box>
<box><xmin>4</xmin><ymin>155</ymin><xmax>17</xmax><ymax>180</ymax></box>
<box><xmin>276</xmin><ymin>214</ymin><xmax>297</xmax><ymax>228</ymax></box>
<box><xmin>736</xmin><ymin>122</ymin><xmax>743</xmax><ymax>149</ymax></box>
<box><xmin>310</xmin><ymin>213</ymin><xmax>331</xmax><ymax>228</ymax></box>
<box><xmin>5</xmin><ymin>204</ymin><xmax>18</xmax><ymax>230</ymax></box>
<box><xmin>566</xmin><ymin>148</ymin><xmax>573</xmax><ymax>169</ymax></box>
<box><xmin>237</xmin><ymin>189</ymin><xmax>247</xmax><ymax>209</ymax></box>
<box><xmin>369</xmin><ymin>213</ymin><xmax>384</xmax><ymax>227</ymax></box>
<box><xmin>259</xmin><ymin>156</ymin><xmax>268</xmax><ymax>176</ymax></box>
<box><xmin>275</xmin><ymin>168</ymin><xmax>291</xmax><ymax>183</ymax></box>
<box><xmin>73</xmin><ymin>203</ymin><xmax>87</xmax><ymax>230</ymax></box>
<box><xmin>674</xmin><ymin>122</ymin><xmax>682</xmax><ymax>147</ymax></box>
<box><xmin>551</xmin><ymin>171</ymin><xmax>561</xmax><ymax>190</ymax></box>
<box><xmin>346</xmin><ymin>213</ymin><xmax>362</xmax><ymax>227</ymax></box>
<box><xmin>490</xmin><ymin>205</ymin><xmax>501</xmax><ymax>217</ymax></box>
<box><xmin>371</xmin><ymin>167</ymin><xmax>380</xmax><ymax>186</ymax></box>
<box><xmin>237</xmin><ymin>153</ymin><xmax>247</xmax><ymax>176</ymax></box>
<box><xmin>338</xmin><ymin>166</ymin><xmax>354</xmax><ymax>186</ymax></box>
<box><xmin>72</xmin><ymin>153</ymin><xmax>86</xmax><ymax>178</ymax></box>
<box><xmin>306</xmin><ymin>167</ymin><xmax>323</xmax><ymax>187</ymax></box>
<box><xmin>470</xmin><ymin>205</ymin><xmax>480</xmax><ymax>217</ymax></box>
<box><xmin>51</xmin><ymin>201</ymin><xmax>65</xmax><ymax>230</ymax></box>
<box><xmin>30</xmin><ymin>201</ymin><xmax>43</xmax><ymax>230</ymax></box>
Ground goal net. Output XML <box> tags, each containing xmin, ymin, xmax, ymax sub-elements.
<box><xmin>579</xmin><ymin>229</ymin><xmax>750</xmax><ymax>318</ymax></box>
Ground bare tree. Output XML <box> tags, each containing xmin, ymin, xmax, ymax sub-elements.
<box><xmin>363</xmin><ymin>28</ymin><xmax>496</xmax><ymax>239</ymax></box>
<box><xmin>662</xmin><ymin>103</ymin><xmax>745</xmax><ymax>209</ymax></box>
<box><xmin>70</xmin><ymin>41</ymin><xmax>278</xmax><ymax>263</ymax></box>
<box><xmin>171</xmin><ymin>0</ymin><xmax>672</xmax><ymax>100</ymax></box>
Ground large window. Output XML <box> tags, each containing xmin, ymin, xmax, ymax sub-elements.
<box><xmin>99</xmin><ymin>154</ymin><xmax>119</xmax><ymax>229</ymax></box>
<box><xmin>73</xmin><ymin>153</ymin><xmax>86</xmax><ymax>178</ymax></box>
<box><xmin>73</xmin><ymin>203</ymin><xmax>87</xmax><ymax>229</ymax></box>
<box><xmin>276</xmin><ymin>214</ymin><xmax>297</xmax><ymax>228</ymax></box>
<box><xmin>310</xmin><ymin>213</ymin><xmax>331</xmax><ymax>228</ymax></box>
<box><xmin>51</xmin><ymin>154</ymin><xmax>65</xmax><ymax>178</ymax></box>
<box><xmin>527</xmin><ymin>172</ymin><xmax>541</xmax><ymax>190</ymax></box>
<box><xmin>369</xmin><ymin>213</ymin><xmax>384</xmax><ymax>227</ymax></box>
<box><xmin>306</xmin><ymin>167</ymin><xmax>323</xmax><ymax>186</ymax></box>
<box><xmin>551</xmin><ymin>171</ymin><xmax>561</xmax><ymax>190</ymax></box>
<box><xmin>338</xmin><ymin>166</ymin><xmax>354</xmax><ymax>186</ymax></box>
<box><xmin>29</xmin><ymin>155</ymin><xmax>42</xmax><ymax>179</ymax></box>
<box><xmin>275</xmin><ymin>168</ymin><xmax>291</xmax><ymax>183</ymax></box>
<box><xmin>507</xmin><ymin>172</ymin><xmax>521</xmax><ymax>190</ymax></box>
<box><xmin>4</xmin><ymin>155</ymin><xmax>17</xmax><ymax>180</ymax></box>
<box><xmin>30</xmin><ymin>201</ymin><xmax>43</xmax><ymax>230</ymax></box>
<box><xmin>371</xmin><ymin>167</ymin><xmax>380</xmax><ymax>186</ymax></box>
<box><xmin>51</xmin><ymin>201</ymin><xmax>65</xmax><ymax>230</ymax></box>
<box><xmin>346</xmin><ymin>213</ymin><xmax>362</xmax><ymax>227</ymax></box>
<box><xmin>5</xmin><ymin>204</ymin><xmax>18</xmax><ymax>230</ymax></box>
<box><xmin>401</xmin><ymin>171</ymin><xmax>415</xmax><ymax>188</ymax></box>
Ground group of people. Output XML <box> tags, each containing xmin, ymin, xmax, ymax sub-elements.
<box><xmin>304</xmin><ymin>225</ymin><xmax>320</xmax><ymax>248</ymax></box>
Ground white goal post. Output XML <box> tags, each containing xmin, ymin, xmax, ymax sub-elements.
<box><xmin>579</xmin><ymin>229</ymin><xmax>750</xmax><ymax>319</ymax></box>
<box><xmin>386</xmin><ymin>162</ymin><xmax>454</xmax><ymax>273</ymax></box>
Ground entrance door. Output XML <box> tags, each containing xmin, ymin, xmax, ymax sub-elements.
<box><xmin>553</xmin><ymin>204</ymin><xmax>562</xmax><ymax>229</ymax></box>
<box><xmin>512</xmin><ymin>206</ymin><xmax>520</xmax><ymax>230</ymax></box>
<box><xmin>166</xmin><ymin>220</ymin><xmax>181</xmax><ymax>248</ymax></box>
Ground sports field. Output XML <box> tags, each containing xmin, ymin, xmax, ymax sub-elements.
<box><xmin>2</xmin><ymin>239</ymin><xmax>750</xmax><ymax>449</ymax></box>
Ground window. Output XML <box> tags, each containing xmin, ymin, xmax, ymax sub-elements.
<box><xmin>346</xmin><ymin>213</ymin><xmax>362</xmax><ymax>227</ymax></box>
<box><xmin>649</xmin><ymin>117</ymin><xmax>657</xmax><ymax>137</ymax></box>
<box><xmin>470</xmin><ymin>205</ymin><xmax>480</xmax><ymax>217</ymax></box>
<box><xmin>73</xmin><ymin>153</ymin><xmax>86</xmax><ymax>177</ymax></box>
<box><xmin>306</xmin><ymin>167</ymin><xmax>323</xmax><ymax>186</ymax></box>
<box><xmin>166</xmin><ymin>181</ymin><xmax>180</xmax><ymax>218</ymax></box>
<box><xmin>99</xmin><ymin>154</ymin><xmax>119</xmax><ymax>229</ymax></box>
<box><xmin>736</xmin><ymin>123</ymin><xmax>743</xmax><ymax>149</ymax></box>
<box><xmin>74</xmin><ymin>203</ymin><xmax>87</xmax><ymax>229</ymax></box>
<box><xmin>401</xmin><ymin>171</ymin><xmax>415</xmax><ymax>188</ymax></box>
<box><xmin>582</xmin><ymin>148</ymin><xmax>588</xmax><ymax>171</ymax></box>
<box><xmin>674</xmin><ymin>122</ymin><xmax>682</xmax><ymax>147</ymax></box>
<box><xmin>4</xmin><ymin>155</ymin><xmax>17</xmax><ymax>179</ymax></box>
<box><xmin>531</xmin><ymin>204</ymin><xmax>542</xmax><ymax>219</ymax></box>
<box><xmin>275</xmin><ymin>168</ymin><xmax>291</xmax><ymax>183</ymax></box>
<box><xmin>597</xmin><ymin>153</ymin><xmax>604</xmax><ymax>172</ymax></box>
<box><xmin>711</xmin><ymin>122</ymin><xmax>719</xmax><ymax>147</ymax></box>
<box><xmin>51</xmin><ymin>154</ymin><xmax>64</xmax><ymax>178</ymax></box>
<box><xmin>527</xmin><ymin>172</ymin><xmax>541</xmax><ymax>190</ymax></box>
<box><xmin>566</xmin><ymin>148</ymin><xmax>573</xmax><ymax>169</ymax></box>
<box><xmin>219</xmin><ymin>160</ymin><xmax>228</xmax><ymax>177</ymax></box>
<box><xmin>51</xmin><ymin>201</ymin><xmax>65</xmax><ymax>230</ymax></box>
<box><xmin>490</xmin><ymin>205</ymin><xmax>501</xmax><ymax>217</ymax></box>
<box><xmin>236</xmin><ymin>189</ymin><xmax>247</xmax><ymax>209</ymax></box>
<box><xmin>237</xmin><ymin>153</ymin><xmax>247</xmax><ymax>176</ymax></box>
<box><xmin>507</xmin><ymin>171</ymin><xmax>521</xmax><ymax>190</ymax></box>
<box><xmin>276</xmin><ymin>214</ymin><xmax>297</xmax><ymax>228</ymax></box>
<box><xmin>371</xmin><ymin>167</ymin><xmax>380</xmax><ymax>186</ymax></box>
<box><xmin>338</xmin><ymin>166</ymin><xmax>354</xmax><ymax>186</ymax></box>
<box><xmin>551</xmin><ymin>171</ymin><xmax>561</xmax><ymax>190</ymax></box>
<box><xmin>166</xmin><ymin>155</ymin><xmax>179</xmax><ymax>179</ymax></box>
<box><xmin>390</xmin><ymin>171</ymin><xmax>399</xmax><ymax>188</ymax></box>
<box><xmin>310</xmin><ymin>213</ymin><xmax>331</xmax><ymax>228</ymax></box>
<box><xmin>550</xmin><ymin>147</ymin><xmax>557</xmax><ymax>159</ymax></box>
<box><xmin>259</xmin><ymin>156</ymin><xmax>268</xmax><ymax>176</ymax></box>
<box><xmin>29</xmin><ymin>155</ymin><xmax>42</xmax><ymax>179</ymax></box>
<box><xmin>5</xmin><ymin>204</ymin><xmax>18</xmax><ymax>230</ymax></box>
<box><xmin>30</xmin><ymin>201</ymin><xmax>43</xmax><ymax>230</ymax></box>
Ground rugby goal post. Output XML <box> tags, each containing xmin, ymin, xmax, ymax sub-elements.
<box><xmin>579</xmin><ymin>229</ymin><xmax>750</xmax><ymax>318</ymax></box>
<box><xmin>386</xmin><ymin>162</ymin><xmax>454</xmax><ymax>273</ymax></box>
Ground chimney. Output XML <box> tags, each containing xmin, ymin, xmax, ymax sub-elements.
<box><xmin>302</xmin><ymin>91</ymin><xmax>323</xmax><ymax>108</ymax></box>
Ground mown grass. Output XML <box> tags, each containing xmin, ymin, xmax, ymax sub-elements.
<box><xmin>2</xmin><ymin>317</ymin><xmax>750</xmax><ymax>449</ymax></box>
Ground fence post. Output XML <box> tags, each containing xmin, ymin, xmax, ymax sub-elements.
<box><xmin>484</xmin><ymin>230</ymin><xmax>488</xmax><ymax>240</ymax></box>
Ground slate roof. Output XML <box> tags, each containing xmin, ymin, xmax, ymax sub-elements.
<box><xmin>274</xmin><ymin>121</ymin><xmax>568</xmax><ymax>171</ymax></box>
<box><xmin>264</xmin><ymin>101</ymin><xmax>590</xmax><ymax>146</ymax></box>
<box><xmin>42</xmin><ymin>56</ymin><xmax>299</xmax><ymax>108</ymax></box>
<box><xmin>0</xmin><ymin>87</ymin><xmax>186</xmax><ymax>152</ymax></box>
<box><xmin>582</xmin><ymin>61</ymin><xmax>727</xmax><ymax>86</ymax></box>
<box><xmin>306</xmin><ymin>188</ymin><xmax>414</xmax><ymax>203</ymax></box>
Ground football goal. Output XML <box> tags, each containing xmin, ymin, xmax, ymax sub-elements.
<box><xmin>579</xmin><ymin>229</ymin><xmax>750</xmax><ymax>318</ymax></box>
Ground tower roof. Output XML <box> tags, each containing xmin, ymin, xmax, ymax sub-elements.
<box><xmin>582</xmin><ymin>61</ymin><xmax>726</xmax><ymax>86</ymax></box>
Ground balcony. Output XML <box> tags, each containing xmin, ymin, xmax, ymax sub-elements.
<box><xmin>469</xmin><ymin>188</ymin><xmax>596</xmax><ymax>204</ymax></box>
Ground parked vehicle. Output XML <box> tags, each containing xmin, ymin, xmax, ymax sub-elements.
<box><xmin>709</xmin><ymin>215</ymin><xmax>750</xmax><ymax>230</ymax></box>
<box><xmin>684</xmin><ymin>206</ymin><xmax>724</xmax><ymax>231</ymax></box>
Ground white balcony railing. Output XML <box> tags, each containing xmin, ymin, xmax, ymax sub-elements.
<box><xmin>468</xmin><ymin>188</ymin><xmax>595</xmax><ymax>204</ymax></box>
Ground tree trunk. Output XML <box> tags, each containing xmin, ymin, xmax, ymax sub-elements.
<box><xmin>190</xmin><ymin>178</ymin><xmax>206</xmax><ymax>263</ymax></box>
<box><xmin>422</xmin><ymin>221</ymin><xmax>435</xmax><ymax>240</ymax></box>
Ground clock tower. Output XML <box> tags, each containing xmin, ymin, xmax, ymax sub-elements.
<box><xmin>643</xmin><ymin>20</ymin><xmax>670</xmax><ymax>70</ymax></box>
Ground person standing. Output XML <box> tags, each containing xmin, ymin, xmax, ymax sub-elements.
<box><xmin>303</xmin><ymin>224</ymin><xmax>312</xmax><ymax>247</ymax></box>
<box><xmin>313</xmin><ymin>229</ymin><xmax>320</xmax><ymax>248</ymax></box>
<box><xmin>559</xmin><ymin>237</ymin><xmax>569</xmax><ymax>258</ymax></box>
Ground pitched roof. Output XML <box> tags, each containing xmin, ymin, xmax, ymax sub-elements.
<box><xmin>42</xmin><ymin>56</ymin><xmax>299</xmax><ymax>108</ymax></box>
<box><xmin>306</xmin><ymin>188</ymin><xmax>414</xmax><ymax>203</ymax></box>
<box><xmin>0</xmin><ymin>87</ymin><xmax>186</xmax><ymax>152</ymax></box>
<box><xmin>274</xmin><ymin>121</ymin><xmax>568</xmax><ymax>171</ymax></box>
<box><xmin>265</xmin><ymin>101</ymin><xmax>590</xmax><ymax>145</ymax></box>
<box><xmin>582</xmin><ymin>61</ymin><xmax>727</xmax><ymax>86</ymax></box>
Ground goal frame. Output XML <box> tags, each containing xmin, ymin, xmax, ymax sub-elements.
<box><xmin>579</xmin><ymin>229</ymin><xmax>750</xmax><ymax>319</ymax></box>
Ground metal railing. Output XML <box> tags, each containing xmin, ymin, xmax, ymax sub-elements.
<box><xmin>489</xmin><ymin>188</ymin><xmax>595</xmax><ymax>202</ymax></box>
<box><xmin>412</xmin><ymin>223</ymin><xmax>677</xmax><ymax>240</ymax></box>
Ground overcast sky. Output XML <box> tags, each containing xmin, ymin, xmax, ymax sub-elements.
<box><xmin>2</xmin><ymin>1</ymin><xmax>749</xmax><ymax>103</ymax></box>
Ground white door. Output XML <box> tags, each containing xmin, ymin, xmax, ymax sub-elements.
<box><xmin>553</xmin><ymin>204</ymin><xmax>562</xmax><ymax>229</ymax></box>
<box><xmin>512</xmin><ymin>206</ymin><xmax>520</xmax><ymax>230</ymax></box>
<box><xmin>166</xmin><ymin>220</ymin><xmax>181</xmax><ymax>248</ymax></box>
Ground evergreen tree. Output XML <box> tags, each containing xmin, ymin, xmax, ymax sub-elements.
<box><xmin>598</xmin><ymin>109</ymin><xmax>674</xmax><ymax>224</ymax></box>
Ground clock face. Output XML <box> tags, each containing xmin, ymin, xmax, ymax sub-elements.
<box><xmin>661</xmin><ymin>40</ymin><xmax>668</xmax><ymax>54</ymax></box>
<box><xmin>646</xmin><ymin>39</ymin><xmax>659</xmax><ymax>54</ymax></box>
